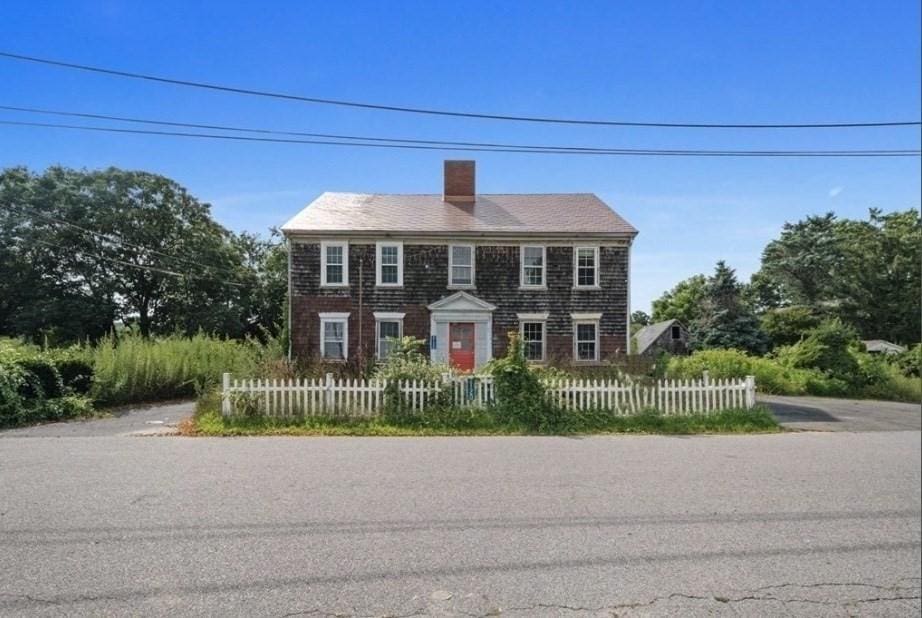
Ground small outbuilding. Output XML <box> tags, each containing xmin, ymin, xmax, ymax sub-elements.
<box><xmin>634</xmin><ymin>319</ymin><xmax>689</xmax><ymax>356</ymax></box>
<box><xmin>861</xmin><ymin>339</ymin><xmax>906</xmax><ymax>355</ymax></box>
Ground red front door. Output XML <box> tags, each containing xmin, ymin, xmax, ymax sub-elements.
<box><xmin>449</xmin><ymin>323</ymin><xmax>476</xmax><ymax>372</ymax></box>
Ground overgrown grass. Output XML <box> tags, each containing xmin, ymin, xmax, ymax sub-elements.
<box><xmin>189</xmin><ymin>391</ymin><xmax>780</xmax><ymax>436</ymax></box>
<box><xmin>86</xmin><ymin>331</ymin><xmax>272</xmax><ymax>406</ymax></box>
<box><xmin>667</xmin><ymin>348</ymin><xmax>921</xmax><ymax>403</ymax></box>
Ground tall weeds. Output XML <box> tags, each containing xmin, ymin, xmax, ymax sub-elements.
<box><xmin>87</xmin><ymin>331</ymin><xmax>269</xmax><ymax>405</ymax></box>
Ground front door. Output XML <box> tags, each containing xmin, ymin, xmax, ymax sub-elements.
<box><xmin>449</xmin><ymin>322</ymin><xmax>476</xmax><ymax>372</ymax></box>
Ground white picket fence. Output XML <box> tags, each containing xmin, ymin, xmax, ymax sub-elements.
<box><xmin>220</xmin><ymin>372</ymin><xmax>755</xmax><ymax>418</ymax></box>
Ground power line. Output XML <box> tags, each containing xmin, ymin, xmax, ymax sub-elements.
<box><xmin>2</xmin><ymin>119</ymin><xmax>918</xmax><ymax>157</ymax></box>
<box><xmin>0</xmin><ymin>104</ymin><xmax>738</xmax><ymax>152</ymax></box>
<box><xmin>1</xmin><ymin>51</ymin><xmax>918</xmax><ymax>130</ymax></box>
<box><xmin>17</xmin><ymin>235</ymin><xmax>225</xmax><ymax>284</ymax></box>
<box><xmin>3</xmin><ymin>104</ymin><xmax>920</xmax><ymax>155</ymax></box>
<box><xmin>5</xmin><ymin>202</ymin><xmax>250</xmax><ymax>283</ymax></box>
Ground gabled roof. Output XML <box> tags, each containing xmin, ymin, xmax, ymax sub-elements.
<box><xmin>281</xmin><ymin>192</ymin><xmax>637</xmax><ymax>238</ymax></box>
<box><xmin>635</xmin><ymin>319</ymin><xmax>683</xmax><ymax>355</ymax></box>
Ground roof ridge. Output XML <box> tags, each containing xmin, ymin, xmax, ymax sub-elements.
<box><xmin>318</xmin><ymin>191</ymin><xmax>600</xmax><ymax>197</ymax></box>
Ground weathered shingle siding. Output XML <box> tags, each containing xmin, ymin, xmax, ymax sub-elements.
<box><xmin>290</xmin><ymin>241</ymin><xmax>629</xmax><ymax>364</ymax></box>
<box><xmin>640</xmin><ymin>325</ymin><xmax>690</xmax><ymax>357</ymax></box>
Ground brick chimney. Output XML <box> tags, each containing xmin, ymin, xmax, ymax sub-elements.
<box><xmin>443</xmin><ymin>160</ymin><xmax>475</xmax><ymax>203</ymax></box>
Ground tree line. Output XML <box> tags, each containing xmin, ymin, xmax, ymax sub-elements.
<box><xmin>0</xmin><ymin>167</ymin><xmax>286</xmax><ymax>344</ymax></box>
<box><xmin>633</xmin><ymin>208</ymin><xmax>921</xmax><ymax>351</ymax></box>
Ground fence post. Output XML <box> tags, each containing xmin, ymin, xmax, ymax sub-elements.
<box><xmin>745</xmin><ymin>375</ymin><xmax>756</xmax><ymax>408</ymax></box>
<box><xmin>324</xmin><ymin>372</ymin><xmax>334</xmax><ymax>411</ymax></box>
<box><xmin>221</xmin><ymin>372</ymin><xmax>231</xmax><ymax>417</ymax></box>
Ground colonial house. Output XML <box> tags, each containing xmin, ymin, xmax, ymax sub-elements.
<box><xmin>281</xmin><ymin>161</ymin><xmax>637</xmax><ymax>371</ymax></box>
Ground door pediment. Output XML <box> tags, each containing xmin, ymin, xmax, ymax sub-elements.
<box><xmin>427</xmin><ymin>291</ymin><xmax>497</xmax><ymax>313</ymax></box>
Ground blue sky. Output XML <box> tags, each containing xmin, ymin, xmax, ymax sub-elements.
<box><xmin>1</xmin><ymin>1</ymin><xmax>919</xmax><ymax>312</ymax></box>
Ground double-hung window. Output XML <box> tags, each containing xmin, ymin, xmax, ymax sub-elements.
<box><xmin>374</xmin><ymin>312</ymin><xmax>405</xmax><ymax>360</ymax></box>
<box><xmin>522</xmin><ymin>322</ymin><xmax>545</xmax><ymax>362</ymax></box>
<box><xmin>574</xmin><ymin>246</ymin><xmax>599</xmax><ymax>288</ymax></box>
<box><xmin>449</xmin><ymin>245</ymin><xmax>475</xmax><ymax>287</ymax></box>
<box><xmin>376</xmin><ymin>241</ymin><xmax>403</xmax><ymax>286</ymax></box>
<box><xmin>320</xmin><ymin>241</ymin><xmax>348</xmax><ymax>287</ymax></box>
<box><xmin>319</xmin><ymin>313</ymin><xmax>349</xmax><ymax>360</ymax></box>
<box><xmin>571</xmin><ymin>313</ymin><xmax>602</xmax><ymax>362</ymax></box>
<box><xmin>518</xmin><ymin>312</ymin><xmax>548</xmax><ymax>362</ymax></box>
<box><xmin>520</xmin><ymin>245</ymin><xmax>546</xmax><ymax>288</ymax></box>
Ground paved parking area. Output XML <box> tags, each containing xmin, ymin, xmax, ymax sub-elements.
<box><xmin>761</xmin><ymin>395</ymin><xmax>920</xmax><ymax>432</ymax></box>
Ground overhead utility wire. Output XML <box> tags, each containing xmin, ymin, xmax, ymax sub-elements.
<box><xmin>2</xmin><ymin>104</ymin><xmax>919</xmax><ymax>155</ymax></box>
<box><xmin>1</xmin><ymin>51</ymin><xmax>918</xmax><ymax>129</ymax></box>
<box><xmin>6</xmin><ymin>202</ymin><xmax>248</xmax><ymax>283</ymax></box>
<box><xmin>17</xmin><ymin>235</ymin><xmax>220</xmax><ymax>283</ymax></box>
<box><xmin>1</xmin><ymin>120</ymin><xmax>918</xmax><ymax>157</ymax></box>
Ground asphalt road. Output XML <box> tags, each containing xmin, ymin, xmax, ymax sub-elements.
<box><xmin>761</xmin><ymin>395</ymin><xmax>921</xmax><ymax>432</ymax></box>
<box><xmin>0</xmin><ymin>401</ymin><xmax>192</xmax><ymax>438</ymax></box>
<box><xmin>3</xmin><ymin>395</ymin><xmax>917</xmax><ymax>438</ymax></box>
<box><xmin>1</xmin><ymin>429</ymin><xmax>919</xmax><ymax>616</ymax></box>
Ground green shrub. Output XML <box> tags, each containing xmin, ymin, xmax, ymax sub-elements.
<box><xmin>373</xmin><ymin>336</ymin><xmax>451</xmax><ymax>422</ymax></box>
<box><xmin>666</xmin><ymin>340</ymin><xmax>918</xmax><ymax>402</ymax></box>
<box><xmin>373</xmin><ymin>336</ymin><xmax>449</xmax><ymax>383</ymax></box>
<box><xmin>666</xmin><ymin>348</ymin><xmax>812</xmax><ymax>395</ymax></box>
<box><xmin>760</xmin><ymin>306</ymin><xmax>819</xmax><ymax>348</ymax></box>
<box><xmin>488</xmin><ymin>332</ymin><xmax>561</xmax><ymax>431</ymax></box>
<box><xmin>44</xmin><ymin>347</ymin><xmax>96</xmax><ymax>395</ymax></box>
<box><xmin>16</xmin><ymin>357</ymin><xmax>64</xmax><ymax>400</ymax></box>
<box><xmin>852</xmin><ymin>362</ymin><xmax>921</xmax><ymax>402</ymax></box>
<box><xmin>0</xmin><ymin>359</ymin><xmax>27</xmax><ymax>426</ymax></box>
<box><xmin>894</xmin><ymin>343</ymin><xmax>922</xmax><ymax>377</ymax></box>
<box><xmin>54</xmin><ymin>358</ymin><xmax>95</xmax><ymax>395</ymax></box>
<box><xmin>775</xmin><ymin>319</ymin><xmax>861</xmax><ymax>385</ymax></box>
<box><xmin>38</xmin><ymin>395</ymin><xmax>95</xmax><ymax>421</ymax></box>
<box><xmin>803</xmin><ymin>374</ymin><xmax>851</xmax><ymax>398</ymax></box>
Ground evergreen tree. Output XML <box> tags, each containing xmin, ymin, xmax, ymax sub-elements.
<box><xmin>690</xmin><ymin>261</ymin><xmax>768</xmax><ymax>354</ymax></box>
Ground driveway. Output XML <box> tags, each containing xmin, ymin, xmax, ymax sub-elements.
<box><xmin>0</xmin><ymin>429</ymin><xmax>919</xmax><ymax>616</ymax></box>
<box><xmin>761</xmin><ymin>395</ymin><xmax>921</xmax><ymax>432</ymax></box>
<box><xmin>0</xmin><ymin>400</ymin><xmax>194</xmax><ymax>438</ymax></box>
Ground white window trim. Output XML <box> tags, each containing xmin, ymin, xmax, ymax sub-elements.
<box><xmin>373</xmin><ymin>311</ymin><xmax>406</xmax><ymax>321</ymax></box>
<box><xmin>520</xmin><ymin>245</ymin><xmax>547</xmax><ymax>289</ymax></box>
<box><xmin>570</xmin><ymin>312</ymin><xmax>603</xmax><ymax>321</ymax></box>
<box><xmin>376</xmin><ymin>241</ymin><xmax>404</xmax><ymax>287</ymax></box>
<box><xmin>518</xmin><ymin>317</ymin><xmax>547</xmax><ymax>363</ymax></box>
<box><xmin>448</xmin><ymin>244</ymin><xmax>476</xmax><ymax>288</ymax></box>
<box><xmin>573</xmin><ymin>246</ymin><xmax>600</xmax><ymax>289</ymax></box>
<box><xmin>517</xmin><ymin>312</ymin><xmax>550</xmax><ymax>321</ymax></box>
<box><xmin>374</xmin><ymin>313</ymin><xmax>405</xmax><ymax>360</ymax></box>
<box><xmin>572</xmin><ymin>319</ymin><xmax>600</xmax><ymax>363</ymax></box>
<box><xmin>320</xmin><ymin>241</ymin><xmax>349</xmax><ymax>287</ymax></box>
<box><xmin>319</xmin><ymin>312</ymin><xmax>349</xmax><ymax>361</ymax></box>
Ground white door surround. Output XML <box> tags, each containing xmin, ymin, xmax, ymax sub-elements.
<box><xmin>427</xmin><ymin>291</ymin><xmax>496</xmax><ymax>370</ymax></box>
